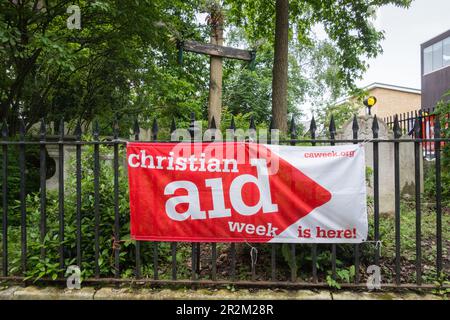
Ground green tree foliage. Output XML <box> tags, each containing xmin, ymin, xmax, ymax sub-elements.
<box><xmin>227</xmin><ymin>0</ymin><xmax>412</xmax><ymax>85</ymax></box>
<box><xmin>0</xmin><ymin>0</ymin><xmax>208</xmax><ymax>134</ymax></box>
<box><xmin>316</xmin><ymin>101</ymin><xmax>362</xmax><ymax>134</ymax></box>
<box><xmin>222</xmin><ymin>28</ymin><xmax>349</xmax><ymax>127</ymax></box>
<box><xmin>1</xmin><ymin>0</ymin><xmax>412</xmax><ymax>134</ymax></box>
<box><xmin>225</xmin><ymin>0</ymin><xmax>412</xmax><ymax>119</ymax></box>
<box><xmin>315</xmin><ymin>87</ymin><xmax>367</xmax><ymax>131</ymax></box>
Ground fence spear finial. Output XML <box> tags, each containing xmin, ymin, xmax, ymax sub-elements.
<box><xmin>1</xmin><ymin>119</ymin><xmax>8</xmax><ymax>138</ymax></box>
<box><xmin>151</xmin><ymin>118</ymin><xmax>158</xmax><ymax>141</ymax></box>
<box><xmin>434</xmin><ymin>114</ymin><xmax>441</xmax><ymax>139</ymax></box>
<box><xmin>229</xmin><ymin>116</ymin><xmax>236</xmax><ymax>131</ymax></box>
<box><xmin>329</xmin><ymin>114</ymin><xmax>336</xmax><ymax>138</ymax></box>
<box><xmin>309</xmin><ymin>116</ymin><xmax>317</xmax><ymax>138</ymax></box>
<box><xmin>352</xmin><ymin>114</ymin><xmax>359</xmax><ymax>138</ymax></box>
<box><xmin>372</xmin><ymin>115</ymin><xmax>379</xmax><ymax>138</ymax></box>
<box><xmin>133</xmin><ymin>118</ymin><xmax>140</xmax><ymax>137</ymax></box>
<box><xmin>269</xmin><ymin>117</ymin><xmax>274</xmax><ymax>131</ymax></box>
<box><xmin>112</xmin><ymin>117</ymin><xmax>119</xmax><ymax>140</ymax></box>
<box><xmin>19</xmin><ymin>117</ymin><xmax>26</xmax><ymax>139</ymax></box>
<box><xmin>170</xmin><ymin>117</ymin><xmax>177</xmax><ymax>134</ymax></box>
<box><xmin>393</xmin><ymin>114</ymin><xmax>402</xmax><ymax>138</ymax></box>
<box><xmin>74</xmin><ymin>120</ymin><xmax>82</xmax><ymax>140</ymax></box>
<box><xmin>92</xmin><ymin>119</ymin><xmax>99</xmax><ymax>140</ymax></box>
<box><xmin>210</xmin><ymin>115</ymin><xmax>217</xmax><ymax>130</ymax></box>
<box><xmin>413</xmin><ymin>116</ymin><xmax>420</xmax><ymax>139</ymax></box>
<box><xmin>40</xmin><ymin>118</ymin><xmax>46</xmax><ymax>140</ymax></box>
<box><xmin>249</xmin><ymin>115</ymin><xmax>256</xmax><ymax>130</ymax></box>
<box><xmin>59</xmin><ymin>118</ymin><xmax>65</xmax><ymax>141</ymax></box>
<box><xmin>289</xmin><ymin>115</ymin><xmax>296</xmax><ymax>139</ymax></box>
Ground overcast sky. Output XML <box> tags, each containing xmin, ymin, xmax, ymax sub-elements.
<box><xmin>357</xmin><ymin>0</ymin><xmax>450</xmax><ymax>90</ymax></box>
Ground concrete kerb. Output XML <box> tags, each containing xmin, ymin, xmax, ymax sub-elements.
<box><xmin>0</xmin><ymin>285</ymin><xmax>445</xmax><ymax>300</ymax></box>
<box><xmin>12</xmin><ymin>286</ymin><xmax>96</xmax><ymax>300</ymax></box>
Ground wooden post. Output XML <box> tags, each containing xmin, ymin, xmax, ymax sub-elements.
<box><xmin>179</xmin><ymin>5</ymin><xmax>253</xmax><ymax>128</ymax></box>
<box><xmin>207</xmin><ymin>7</ymin><xmax>224</xmax><ymax>128</ymax></box>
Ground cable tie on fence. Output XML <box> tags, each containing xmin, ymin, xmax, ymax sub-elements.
<box><xmin>251</xmin><ymin>246</ymin><xmax>258</xmax><ymax>267</ymax></box>
<box><xmin>376</xmin><ymin>240</ymin><xmax>382</xmax><ymax>256</ymax></box>
<box><xmin>244</xmin><ymin>241</ymin><xmax>258</xmax><ymax>269</ymax></box>
<box><xmin>359</xmin><ymin>138</ymin><xmax>375</xmax><ymax>147</ymax></box>
<box><xmin>364</xmin><ymin>240</ymin><xmax>383</xmax><ymax>256</ymax></box>
<box><xmin>112</xmin><ymin>236</ymin><xmax>124</xmax><ymax>250</ymax></box>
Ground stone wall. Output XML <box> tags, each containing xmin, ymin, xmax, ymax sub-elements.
<box><xmin>45</xmin><ymin>144</ymin><xmax>117</xmax><ymax>191</ymax></box>
<box><xmin>338</xmin><ymin>115</ymin><xmax>423</xmax><ymax>214</ymax></box>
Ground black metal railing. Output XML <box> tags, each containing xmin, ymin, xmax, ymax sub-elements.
<box><xmin>384</xmin><ymin>108</ymin><xmax>450</xmax><ymax>159</ymax></box>
<box><xmin>0</xmin><ymin>113</ymin><xmax>448</xmax><ymax>289</ymax></box>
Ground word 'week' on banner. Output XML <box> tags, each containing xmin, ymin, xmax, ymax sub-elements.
<box><xmin>127</xmin><ymin>142</ymin><xmax>368</xmax><ymax>243</ymax></box>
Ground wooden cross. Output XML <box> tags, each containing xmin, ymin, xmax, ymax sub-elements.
<box><xmin>178</xmin><ymin>29</ymin><xmax>255</xmax><ymax>127</ymax></box>
<box><xmin>177</xmin><ymin>11</ymin><xmax>254</xmax><ymax>274</ymax></box>
<box><xmin>181</xmin><ymin>40</ymin><xmax>255</xmax><ymax>62</ymax></box>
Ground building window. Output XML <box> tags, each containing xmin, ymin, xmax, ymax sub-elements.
<box><xmin>424</xmin><ymin>46</ymin><xmax>432</xmax><ymax>74</ymax></box>
<box><xmin>424</xmin><ymin>36</ymin><xmax>450</xmax><ymax>74</ymax></box>
<box><xmin>444</xmin><ymin>37</ymin><xmax>450</xmax><ymax>66</ymax></box>
<box><xmin>432</xmin><ymin>41</ymin><xmax>443</xmax><ymax>70</ymax></box>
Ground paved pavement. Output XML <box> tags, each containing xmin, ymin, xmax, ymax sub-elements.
<box><xmin>0</xmin><ymin>285</ymin><xmax>445</xmax><ymax>300</ymax></box>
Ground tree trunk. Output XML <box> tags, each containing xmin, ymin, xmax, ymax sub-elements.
<box><xmin>207</xmin><ymin>8</ymin><xmax>224</xmax><ymax>128</ymax></box>
<box><xmin>272</xmin><ymin>0</ymin><xmax>289</xmax><ymax>133</ymax></box>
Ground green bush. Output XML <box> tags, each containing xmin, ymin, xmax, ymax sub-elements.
<box><xmin>0</xmin><ymin>140</ymin><xmax>45</xmax><ymax>226</ymax></box>
<box><xmin>7</xmin><ymin>138</ymin><xmax>138</xmax><ymax>280</ymax></box>
<box><xmin>6</xmin><ymin>137</ymin><xmax>199</xmax><ymax>281</ymax></box>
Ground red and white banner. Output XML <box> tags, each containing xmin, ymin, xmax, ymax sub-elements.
<box><xmin>127</xmin><ymin>142</ymin><xmax>367</xmax><ymax>243</ymax></box>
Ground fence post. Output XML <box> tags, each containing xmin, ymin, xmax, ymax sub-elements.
<box><xmin>75</xmin><ymin>121</ymin><xmax>82</xmax><ymax>268</ymax></box>
<box><xmin>93</xmin><ymin>120</ymin><xmax>101</xmax><ymax>278</ymax></box>
<box><xmin>413</xmin><ymin>117</ymin><xmax>422</xmax><ymax>285</ymax></box>
<box><xmin>151</xmin><ymin>118</ymin><xmax>159</xmax><ymax>280</ymax></box>
<box><xmin>393</xmin><ymin>115</ymin><xmax>402</xmax><ymax>285</ymax></box>
<box><xmin>269</xmin><ymin>117</ymin><xmax>277</xmax><ymax>282</ymax></box>
<box><xmin>2</xmin><ymin>120</ymin><xmax>8</xmax><ymax>276</ymax></box>
<box><xmin>289</xmin><ymin>115</ymin><xmax>297</xmax><ymax>283</ymax></box>
<box><xmin>372</xmin><ymin>116</ymin><xmax>380</xmax><ymax>266</ymax></box>
<box><xmin>39</xmin><ymin>118</ymin><xmax>47</xmax><ymax>259</ymax></box>
<box><xmin>170</xmin><ymin>117</ymin><xmax>177</xmax><ymax>281</ymax></box>
<box><xmin>309</xmin><ymin>116</ymin><xmax>318</xmax><ymax>283</ymax></box>
<box><xmin>58</xmin><ymin>118</ymin><xmax>65</xmax><ymax>274</ymax></box>
<box><xmin>352</xmin><ymin>115</ymin><xmax>360</xmax><ymax>284</ymax></box>
<box><xmin>229</xmin><ymin>116</ymin><xmax>236</xmax><ymax>282</ymax></box>
<box><xmin>189</xmin><ymin>113</ymin><xmax>198</xmax><ymax>281</ymax></box>
<box><xmin>113</xmin><ymin>118</ymin><xmax>120</xmax><ymax>278</ymax></box>
<box><xmin>133</xmin><ymin>118</ymin><xmax>142</xmax><ymax>279</ymax></box>
<box><xmin>249</xmin><ymin>116</ymin><xmax>257</xmax><ymax>282</ymax></box>
<box><xmin>329</xmin><ymin>115</ymin><xmax>337</xmax><ymax>281</ymax></box>
<box><xmin>19</xmin><ymin>119</ymin><xmax>27</xmax><ymax>273</ymax></box>
<box><xmin>434</xmin><ymin>116</ymin><xmax>442</xmax><ymax>277</ymax></box>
